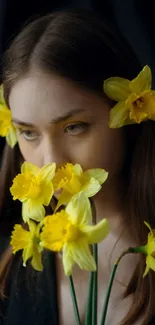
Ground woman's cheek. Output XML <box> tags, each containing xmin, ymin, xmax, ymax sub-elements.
<box><xmin>18</xmin><ymin>139</ymin><xmax>43</xmax><ymax>167</ymax></box>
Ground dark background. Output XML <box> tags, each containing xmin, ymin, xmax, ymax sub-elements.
<box><xmin>0</xmin><ymin>0</ymin><xmax>155</xmax><ymax>153</ymax></box>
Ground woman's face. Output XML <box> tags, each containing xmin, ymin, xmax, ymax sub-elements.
<box><xmin>9</xmin><ymin>71</ymin><xmax>125</xmax><ymax>178</ymax></box>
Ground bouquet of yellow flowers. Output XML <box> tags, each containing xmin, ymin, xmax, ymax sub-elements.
<box><xmin>9</xmin><ymin>161</ymin><xmax>155</xmax><ymax>325</ymax></box>
<box><xmin>10</xmin><ymin>161</ymin><xmax>110</xmax><ymax>324</ymax></box>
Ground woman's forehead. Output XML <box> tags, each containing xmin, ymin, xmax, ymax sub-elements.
<box><xmin>9</xmin><ymin>71</ymin><xmax>109</xmax><ymax>126</ymax></box>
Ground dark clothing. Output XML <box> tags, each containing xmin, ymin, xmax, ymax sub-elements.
<box><xmin>0</xmin><ymin>237</ymin><xmax>59</xmax><ymax>325</ymax></box>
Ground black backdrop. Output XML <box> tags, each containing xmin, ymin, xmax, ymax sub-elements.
<box><xmin>0</xmin><ymin>0</ymin><xmax>155</xmax><ymax>71</ymax></box>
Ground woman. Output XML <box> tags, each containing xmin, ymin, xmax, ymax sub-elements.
<box><xmin>0</xmin><ymin>8</ymin><xmax>155</xmax><ymax>325</ymax></box>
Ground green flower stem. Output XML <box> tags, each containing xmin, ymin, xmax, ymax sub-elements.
<box><xmin>68</xmin><ymin>275</ymin><xmax>81</xmax><ymax>325</ymax></box>
<box><xmin>90</xmin><ymin>199</ymin><xmax>98</xmax><ymax>325</ymax></box>
<box><xmin>130</xmin><ymin>245</ymin><xmax>146</xmax><ymax>254</ymax></box>
<box><xmin>85</xmin><ymin>271</ymin><xmax>94</xmax><ymax>325</ymax></box>
<box><xmin>85</xmin><ymin>245</ymin><xmax>98</xmax><ymax>325</ymax></box>
<box><xmin>92</xmin><ymin>244</ymin><xmax>98</xmax><ymax>325</ymax></box>
<box><xmin>100</xmin><ymin>247</ymin><xmax>134</xmax><ymax>325</ymax></box>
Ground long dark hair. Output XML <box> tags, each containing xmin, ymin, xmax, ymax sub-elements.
<box><xmin>1</xmin><ymin>9</ymin><xmax>155</xmax><ymax>325</ymax></box>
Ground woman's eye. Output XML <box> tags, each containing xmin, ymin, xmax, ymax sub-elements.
<box><xmin>64</xmin><ymin>123</ymin><xmax>89</xmax><ymax>135</ymax></box>
<box><xmin>18</xmin><ymin>130</ymin><xmax>39</xmax><ymax>141</ymax></box>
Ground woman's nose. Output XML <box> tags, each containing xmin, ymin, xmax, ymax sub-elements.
<box><xmin>42</xmin><ymin>136</ymin><xmax>68</xmax><ymax>167</ymax></box>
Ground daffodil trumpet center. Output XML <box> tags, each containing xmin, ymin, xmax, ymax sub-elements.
<box><xmin>133</xmin><ymin>96</ymin><xmax>145</xmax><ymax>110</ymax></box>
<box><xmin>64</xmin><ymin>223</ymin><xmax>81</xmax><ymax>243</ymax></box>
<box><xmin>11</xmin><ymin>173</ymin><xmax>42</xmax><ymax>200</ymax></box>
<box><xmin>127</xmin><ymin>91</ymin><xmax>150</xmax><ymax>112</ymax></box>
<box><xmin>28</xmin><ymin>176</ymin><xmax>41</xmax><ymax>199</ymax></box>
<box><xmin>64</xmin><ymin>177</ymin><xmax>82</xmax><ymax>194</ymax></box>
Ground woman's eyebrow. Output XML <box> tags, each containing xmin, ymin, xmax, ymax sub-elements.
<box><xmin>12</xmin><ymin>108</ymin><xmax>87</xmax><ymax>127</ymax></box>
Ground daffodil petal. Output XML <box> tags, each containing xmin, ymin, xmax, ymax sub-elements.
<box><xmin>22</xmin><ymin>200</ymin><xmax>45</xmax><ymax>222</ymax></box>
<box><xmin>129</xmin><ymin>110</ymin><xmax>147</xmax><ymax>124</ymax></box>
<box><xmin>65</xmin><ymin>192</ymin><xmax>91</xmax><ymax>225</ymax></box>
<box><xmin>144</xmin><ymin>221</ymin><xmax>152</xmax><ymax>233</ymax></box>
<box><xmin>146</xmin><ymin>255</ymin><xmax>155</xmax><ymax>272</ymax></box>
<box><xmin>22</xmin><ymin>201</ymin><xmax>31</xmax><ymax>223</ymax></box>
<box><xmin>0</xmin><ymin>120</ymin><xmax>8</xmax><ymax>137</ymax></box>
<box><xmin>147</xmin><ymin>240</ymin><xmax>155</xmax><ymax>256</ymax></box>
<box><xmin>83</xmin><ymin>169</ymin><xmax>108</xmax><ymax>185</ymax></box>
<box><xmin>28</xmin><ymin>219</ymin><xmax>37</xmax><ymax>235</ymax></box>
<box><xmin>40</xmin><ymin>163</ymin><xmax>56</xmax><ymax>182</ymax></box>
<box><xmin>10</xmin><ymin>224</ymin><xmax>30</xmax><ymax>253</ymax></box>
<box><xmin>143</xmin><ymin>92</ymin><xmax>155</xmax><ymax>115</ymax></box>
<box><xmin>109</xmin><ymin>101</ymin><xmax>129</xmax><ymax>128</ymax></box>
<box><xmin>41</xmin><ymin>182</ymin><xmax>54</xmax><ymax>206</ymax></box>
<box><xmin>35</xmin><ymin>221</ymin><xmax>43</xmax><ymax>238</ymax></box>
<box><xmin>6</xmin><ymin>124</ymin><xmax>17</xmax><ymax>148</ymax></box>
<box><xmin>62</xmin><ymin>243</ymin><xmax>74</xmax><ymax>275</ymax></box>
<box><xmin>67</xmin><ymin>240</ymin><xmax>96</xmax><ymax>272</ymax></box>
<box><xmin>84</xmin><ymin>219</ymin><xmax>109</xmax><ymax>244</ymax></box>
<box><xmin>0</xmin><ymin>107</ymin><xmax>12</xmax><ymax>136</ymax></box>
<box><xmin>146</xmin><ymin>242</ymin><xmax>155</xmax><ymax>256</ymax></box>
<box><xmin>82</xmin><ymin>177</ymin><xmax>101</xmax><ymax>197</ymax></box>
<box><xmin>22</xmin><ymin>243</ymin><xmax>33</xmax><ymax>266</ymax></box>
<box><xmin>143</xmin><ymin>264</ymin><xmax>150</xmax><ymax>277</ymax></box>
<box><xmin>104</xmin><ymin>77</ymin><xmax>131</xmax><ymax>101</ymax></box>
<box><xmin>150</xmin><ymin>115</ymin><xmax>155</xmax><ymax>121</ymax></box>
<box><xmin>27</xmin><ymin>200</ymin><xmax>45</xmax><ymax>222</ymax></box>
<box><xmin>55</xmin><ymin>191</ymin><xmax>72</xmax><ymax>211</ymax></box>
<box><xmin>73</xmin><ymin>164</ymin><xmax>83</xmax><ymax>176</ymax></box>
<box><xmin>21</xmin><ymin>162</ymin><xmax>40</xmax><ymax>175</ymax></box>
<box><xmin>131</xmin><ymin>65</ymin><xmax>151</xmax><ymax>93</ymax></box>
<box><xmin>31</xmin><ymin>246</ymin><xmax>43</xmax><ymax>271</ymax></box>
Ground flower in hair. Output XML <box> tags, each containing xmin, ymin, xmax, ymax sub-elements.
<box><xmin>104</xmin><ymin>65</ymin><xmax>155</xmax><ymax>127</ymax></box>
<box><xmin>142</xmin><ymin>221</ymin><xmax>155</xmax><ymax>277</ymax></box>
<box><xmin>131</xmin><ymin>221</ymin><xmax>155</xmax><ymax>277</ymax></box>
<box><xmin>10</xmin><ymin>220</ymin><xmax>43</xmax><ymax>271</ymax></box>
<box><xmin>53</xmin><ymin>163</ymin><xmax>108</xmax><ymax>210</ymax></box>
<box><xmin>10</xmin><ymin>162</ymin><xmax>56</xmax><ymax>222</ymax></box>
<box><xmin>0</xmin><ymin>84</ymin><xmax>17</xmax><ymax>147</ymax></box>
<box><xmin>41</xmin><ymin>192</ymin><xmax>109</xmax><ymax>275</ymax></box>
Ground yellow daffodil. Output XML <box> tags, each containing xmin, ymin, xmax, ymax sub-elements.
<box><xmin>0</xmin><ymin>84</ymin><xmax>17</xmax><ymax>147</ymax></box>
<box><xmin>10</xmin><ymin>162</ymin><xmax>56</xmax><ymax>222</ymax></box>
<box><xmin>41</xmin><ymin>192</ymin><xmax>109</xmax><ymax>275</ymax></box>
<box><xmin>53</xmin><ymin>163</ymin><xmax>108</xmax><ymax>210</ymax></box>
<box><xmin>142</xmin><ymin>221</ymin><xmax>155</xmax><ymax>277</ymax></box>
<box><xmin>10</xmin><ymin>220</ymin><xmax>43</xmax><ymax>271</ymax></box>
<box><xmin>104</xmin><ymin>65</ymin><xmax>155</xmax><ymax>127</ymax></box>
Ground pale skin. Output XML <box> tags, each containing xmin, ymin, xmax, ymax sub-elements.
<box><xmin>9</xmin><ymin>70</ymin><xmax>142</xmax><ymax>325</ymax></box>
